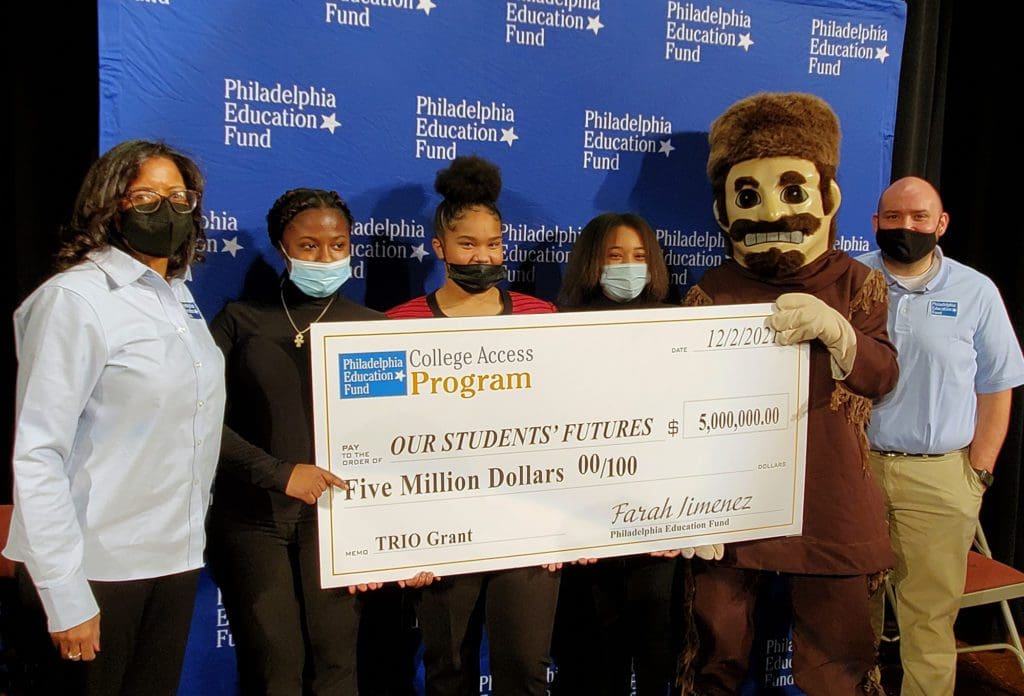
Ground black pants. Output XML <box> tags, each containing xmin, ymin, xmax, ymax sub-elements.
<box><xmin>417</xmin><ymin>567</ymin><xmax>560</xmax><ymax>696</ymax></box>
<box><xmin>13</xmin><ymin>563</ymin><xmax>199</xmax><ymax>696</ymax></box>
<box><xmin>691</xmin><ymin>565</ymin><xmax>881</xmax><ymax>696</ymax></box>
<box><xmin>551</xmin><ymin>556</ymin><xmax>680</xmax><ymax>696</ymax></box>
<box><xmin>207</xmin><ymin>513</ymin><xmax>360</xmax><ymax>695</ymax></box>
<box><xmin>358</xmin><ymin>584</ymin><xmax>421</xmax><ymax>696</ymax></box>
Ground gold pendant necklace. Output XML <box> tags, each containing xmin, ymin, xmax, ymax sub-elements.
<box><xmin>281</xmin><ymin>288</ymin><xmax>336</xmax><ymax>348</ymax></box>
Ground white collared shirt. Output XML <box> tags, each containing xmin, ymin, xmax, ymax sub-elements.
<box><xmin>4</xmin><ymin>247</ymin><xmax>225</xmax><ymax>631</ymax></box>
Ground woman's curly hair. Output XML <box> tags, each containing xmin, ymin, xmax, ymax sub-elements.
<box><xmin>55</xmin><ymin>140</ymin><xmax>207</xmax><ymax>277</ymax></box>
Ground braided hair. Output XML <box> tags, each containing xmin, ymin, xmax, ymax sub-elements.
<box><xmin>433</xmin><ymin>156</ymin><xmax>502</xmax><ymax>238</ymax></box>
<box><xmin>266</xmin><ymin>188</ymin><xmax>354</xmax><ymax>247</ymax></box>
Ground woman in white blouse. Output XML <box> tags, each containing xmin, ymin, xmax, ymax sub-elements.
<box><xmin>4</xmin><ymin>139</ymin><xmax>226</xmax><ymax>695</ymax></box>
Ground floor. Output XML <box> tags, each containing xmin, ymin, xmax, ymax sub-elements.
<box><xmin>878</xmin><ymin>639</ymin><xmax>1024</xmax><ymax>695</ymax></box>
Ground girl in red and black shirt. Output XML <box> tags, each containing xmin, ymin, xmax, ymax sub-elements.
<box><xmin>387</xmin><ymin>155</ymin><xmax>559</xmax><ymax>696</ymax></box>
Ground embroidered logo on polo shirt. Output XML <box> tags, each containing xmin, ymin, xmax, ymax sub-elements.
<box><xmin>181</xmin><ymin>301</ymin><xmax>203</xmax><ymax>319</ymax></box>
<box><xmin>929</xmin><ymin>301</ymin><xmax>958</xmax><ymax>317</ymax></box>
<box><xmin>339</xmin><ymin>351</ymin><xmax>407</xmax><ymax>399</ymax></box>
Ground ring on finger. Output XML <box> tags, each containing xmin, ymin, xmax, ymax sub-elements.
<box><xmin>68</xmin><ymin>651</ymin><xmax>82</xmax><ymax>660</ymax></box>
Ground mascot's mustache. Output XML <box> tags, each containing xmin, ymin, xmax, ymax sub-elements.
<box><xmin>728</xmin><ymin>213</ymin><xmax>821</xmax><ymax>246</ymax></box>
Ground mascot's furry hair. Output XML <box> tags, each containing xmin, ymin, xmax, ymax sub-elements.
<box><xmin>707</xmin><ymin>92</ymin><xmax>841</xmax><ymax>244</ymax></box>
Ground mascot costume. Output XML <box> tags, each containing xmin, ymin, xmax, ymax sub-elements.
<box><xmin>682</xmin><ymin>92</ymin><xmax>898</xmax><ymax>695</ymax></box>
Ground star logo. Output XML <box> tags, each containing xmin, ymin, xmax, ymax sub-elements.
<box><xmin>586</xmin><ymin>15</ymin><xmax>604</xmax><ymax>35</ymax></box>
<box><xmin>738</xmin><ymin>33</ymin><xmax>754</xmax><ymax>51</ymax></box>
<box><xmin>395</xmin><ymin>370</ymin><xmax>405</xmax><ymax>380</ymax></box>
<box><xmin>411</xmin><ymin>243</ymin><xmax>429</xmax><ymax>262</ymax></box>
<box><xmin>221</xmin><ymin>236</ymin><xmax>244</xmax><ymax>258</ymax></box>
<box><xmin>658</xmin><ymin>139</ymin><xmax>675</xmax><ymax>158</ymax></box>
<box><xmin>320</xmin><ymin>113</ymin><xmax>341</xmax><ymax>134</ymax></box>
<box><xmin>417</xmin><ymin>0</ymin><xmax>435</xmax><ymax>15</ymax></box>
<box><xmin>500</xmin><ymin>127</ymin><xmax>519</xmax><ymax>147</ymax></box>
<box><xmin>875</xmin><ymin>45</ymin><xmax>889</xmax><ymax>63</ymax></box>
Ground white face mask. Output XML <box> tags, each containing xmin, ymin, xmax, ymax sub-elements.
<box><xmin>599</xmin><ymin>263</ymin><xmax>649</xmax><ymax>302</ymax></box>
<box><xmin>281</xmin><ymin>245</ymin><xmax>352</xmax><ymax>298</ymax></box>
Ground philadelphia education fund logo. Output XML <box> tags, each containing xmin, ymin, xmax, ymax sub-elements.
<box><xmin>339</xmin><ymin>352</ymin><xmax>407</xmax><ymax>398</ymax></box>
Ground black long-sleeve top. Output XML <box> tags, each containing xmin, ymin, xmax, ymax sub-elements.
<box><xmin>209</xmin><ymin>278</ymin><xmax>384</xmax><ymax>522</ymax></box>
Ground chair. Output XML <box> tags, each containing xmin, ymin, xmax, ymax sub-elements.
<box><xmin>0</xmin><ymin>504</ymin><xmax>13</xmax><ymax>578</ymax></box>
<box><xmin>956</xmin><ymin>523</ymin><xmax>1024</xmax><ymax>672</ymax></box>
<box><xmin>880</xmin><ymin>520</ymin><xmax>1024</xmax><ymax>674</ymax></box>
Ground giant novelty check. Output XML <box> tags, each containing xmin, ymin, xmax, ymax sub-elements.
<box><xmin>312</xmin><ymin>304</ymin><xmax>808</xmax><ymax>587</ymax></box>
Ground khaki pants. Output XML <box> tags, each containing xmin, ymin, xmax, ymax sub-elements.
<box><xmin>869</xmin><ymin>450</ymin><xmax>984</xmax><ymax>696</ymax></box>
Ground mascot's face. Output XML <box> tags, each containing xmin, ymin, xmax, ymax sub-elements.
<box><xmin>719</xmin><ymin>156</ymin><xmax>840</xmax><ymax>278</ymax></box>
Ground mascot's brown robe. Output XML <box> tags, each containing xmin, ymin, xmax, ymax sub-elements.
<box><xmin>685</xmin><ymin>250</ymin><xmax>897</xmax><ymax>574</ymax></box>
<box><xmin>680</xmin><ymin>250</ymin><xmax>898</xmax><ymax>696</ymax></box>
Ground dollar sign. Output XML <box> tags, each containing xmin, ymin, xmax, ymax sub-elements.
<box><xmin>668</xmin><ymin>419</ymin><xmax>679</xmax><ymax>437</ymax></box>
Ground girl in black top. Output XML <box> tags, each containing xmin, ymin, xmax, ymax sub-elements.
<box><xmin>552</xmin><ymin>212</ymin><xmax>683</xmax><ymax>696</ymax></box>
<box><xmin>207</xmin><ymin>189</ymin><xmax>383</xmax><ymax>694</ymax></box>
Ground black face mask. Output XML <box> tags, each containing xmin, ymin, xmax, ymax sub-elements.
<box><xmin>119</xmin><ymin>200</ymin><xmax>194</xmax><ymax>258</ymax></box>
<box><xmin>447</xmin><ymin>263</ymin><xmax>507</xmax><ymax>294</ymax></box>
<box><xmin>876</xmin><ymin>227</ymin><xmax>938</xmax><ymax>264</ymax></box>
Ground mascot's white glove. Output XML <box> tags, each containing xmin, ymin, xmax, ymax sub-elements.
<box><xmin>767</xmin><ymin>292</ymin><xmax>857</xmax><ymax>380</ymax></box>
<box><xmin>679</xmin><ymin>544</ymin><xmax>725</xmax><ymax>561</ymax></box>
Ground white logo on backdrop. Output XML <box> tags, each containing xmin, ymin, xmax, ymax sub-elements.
<box><xmin>656</xmin><ymin>228</ymin><xmax>727</xmax><ymax>287</ymax></box>
<box><xmin>220</xmin><ymin>237</ymin><xmax>245</xmax><ymax>258</ymax></box>
<box><xmin>414</xmin><ymin>96</ymin><xmax>518</xmax><ymax>161</ymax></box>
<box><xmin>833</xmin><ymin>235</ymin><xmax>871</xmax><ymax>253</ymax></box>
<box><xmin>581</xmin><ymin>110</ymin><xmax>674</xmax><ymax>171</ymax></box>
<box><xmin>411</xmin><ymin>243</ymin><xmax>429</xmax><ymax>261</ymax></box>
<box><xmin>324</xmin><ymin>0</ymin><xmax>437</xmax><ymax>27</ymax></box>
<box><xmin>351</xmin><ymin>218</ymin><xmax>431</xmax><ymax>267</ymax></box>
<box><xmin>503</xmin><ymin>220</ymin><xmax>582</xmax><ymax>283</ymax></box>
<box><xmin>215</xmin><ymin>589</ymin><xmax>235</xmax><ymax>649</ymax></box>
<box><xmin>200</xmin><ymin>209</ymin><xmax>245</xmax><ymax>257</ymax></box>
<box><xmin>505</xmin><ymin>0</ymin><xmax>603</xmax><ymax>47</ymax></box>
<box><xmin>807</xmin><ymin>18</ymin><xmax>889</xmax><ymax>77</ymax></box>
<box><xmin>223</xmin><ymin>79</ymin><xmax>340</xmax><ymax>149</ymax></box>
<box><xmin>665</xmin><ymin>2</ymin><xmax>754</xmax><ymax>63</ymax></box>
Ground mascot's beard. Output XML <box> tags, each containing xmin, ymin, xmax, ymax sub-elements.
<box><xmin>728</xmin><ymin>213</ymin><xmax>821</xmax><ymax>278</ymax></box>
<box><xmin>744</xmin><ymin>248</ymin><xmax>806</xmax><ymax>278</ymax></box>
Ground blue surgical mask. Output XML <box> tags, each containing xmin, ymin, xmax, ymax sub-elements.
<box><xmin>281</xmin><ymin>245</ymin><xmax>352</xmax><ymax>298</ymax></box>
<box><xmin>599</xmin><ymin>263</ymin><xmax>649</xmax><ymax>302</ymax></box>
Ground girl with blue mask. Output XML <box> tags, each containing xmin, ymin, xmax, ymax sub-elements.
<box><xmin>280</xmin><ymin>245</ymin><xmax>352</xmax><ymax>299</ymax></box>
<box><xmin>558</xmin><ymin>212</ymin><xmax>670</xmax><ymax>309</ymax></box>
<box><xmin>553</xmin><ymin>212</ymin><xmax>680</xmax><ymax>696</ymax></box>
<box><xmin>273</xmin><ymin>190</ymin><xmax>356</xmax><ymax>344</ymax></box>
<box><xmin>600</xmin><ymin>262</ymin><xmax>649</xmax><ymax>302</ymax></box>
<box><xmin>207</xmin><ymin>188</ymin><xmax>392</xmax><ymax>695</ymax></box>
<box><xmin>277</xmin><ymin>192</ymin><xmax>353</xmax><ymax>300</ymax></box>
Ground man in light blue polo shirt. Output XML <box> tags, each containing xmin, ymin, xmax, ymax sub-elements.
<box><xmin>857</xmin><ymin>176</ymin><xmax>1024</xmax><ymax>696</ymax></box>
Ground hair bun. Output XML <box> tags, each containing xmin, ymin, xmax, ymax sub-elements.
<box><xmin>434</xmin><ymin>155</ymin><xmax>501</xmax><ymax>206</ymax></box>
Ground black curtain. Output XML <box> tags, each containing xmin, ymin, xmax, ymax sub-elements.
<box><xmin>7</xmin><ymin>4</ymin><xmax>99</xmax><ymax>503</ymax></box>
<box><xmin>7</xmin><ymin>0</ymin><xmax>1022</xmax><ymax>621</ymax></box>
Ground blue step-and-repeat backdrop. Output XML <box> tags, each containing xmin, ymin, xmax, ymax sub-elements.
<box><xmin>98</xmin><ymin>1</ymin><xmax>906</xmax><ymax>693</ymax></box>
